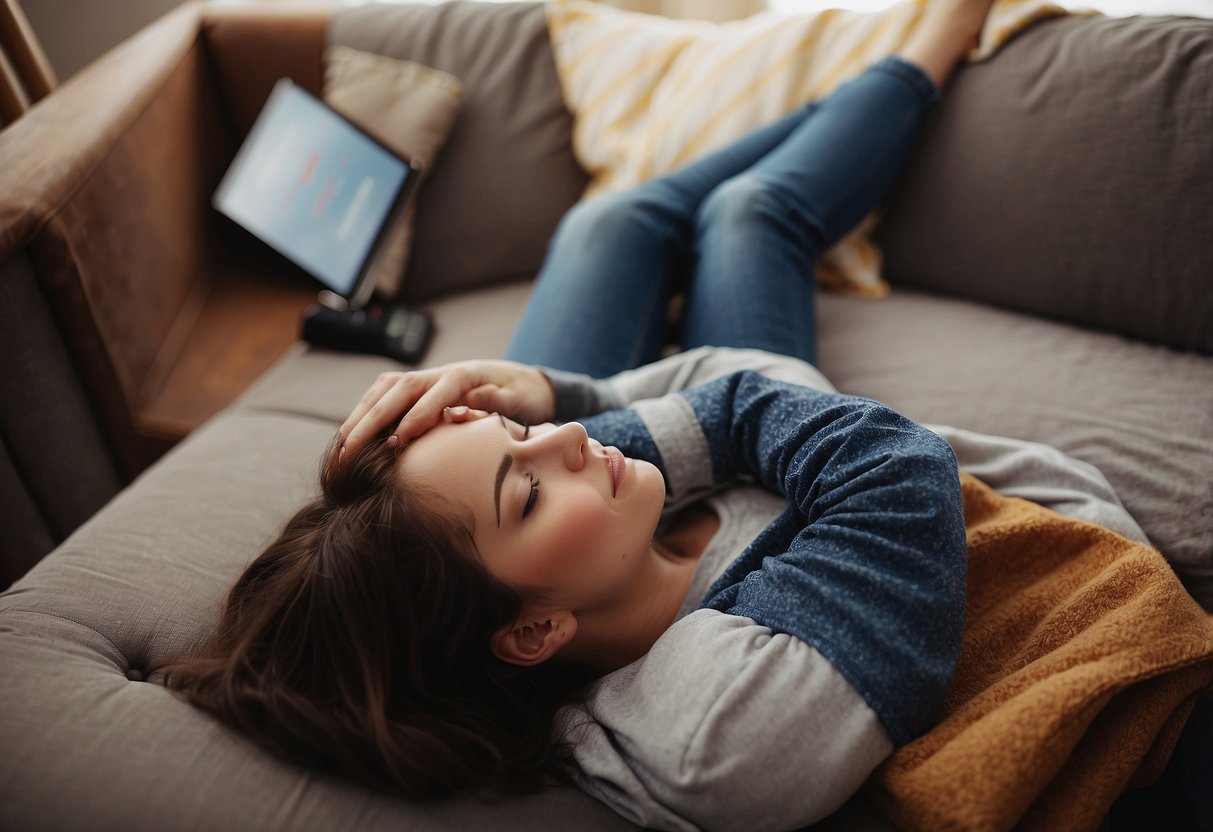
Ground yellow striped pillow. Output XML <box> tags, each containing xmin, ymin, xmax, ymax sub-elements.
<box><xmin>546</xmin><ymin>0</ymin><xmax>1072</xmax><ymax>298</ymax></box>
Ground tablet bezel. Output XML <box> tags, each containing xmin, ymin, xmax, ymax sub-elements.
<box><xmin>213</xmin><ymin>77</ymin><xmax>424</xmax><ymax>310</ymax></box>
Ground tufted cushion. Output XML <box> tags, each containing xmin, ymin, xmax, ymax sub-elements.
<box><xmin>0</xmin><ymin>402</ymin><xmax>637</xmax><ymax>831</ymax></box>
<box><xmin>323</xmin><ymin>46</ymin><xmax>464</xmax><ymax>299</ymax></box>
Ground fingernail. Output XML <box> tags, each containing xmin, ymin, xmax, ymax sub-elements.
<box><xmin>386</xmin><ymin>435</ymin><xmax>399</xmax><ymax>447</ymax></box>
<box><xmin>452</xmin><ymin>405</ymin><xmax>468</xmax><ymax>416</ymax></box>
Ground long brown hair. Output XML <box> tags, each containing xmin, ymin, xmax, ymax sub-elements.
<box><xmin>163</xmin><ymin>436</ymin><xmax>598</xmax><ymax>797</ymax></box>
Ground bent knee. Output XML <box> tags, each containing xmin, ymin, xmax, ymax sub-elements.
<box><xmin>696</xmin><ymin>175</ymin><xmax>790</xmax><ymax>227</ymax></box>
<box><xmin>553</xmin><ymin>192</ymin><xmax>679</xmax><ymax>250</ymax></box>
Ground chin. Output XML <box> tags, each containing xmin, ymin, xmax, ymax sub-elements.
<box><xmin>633</xmin><ymin>461</ymin><xmax>667</xmax><ymax>517</ymax></box>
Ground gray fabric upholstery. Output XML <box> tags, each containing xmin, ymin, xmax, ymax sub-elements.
<box><xmin>329</xmin><ymin>1</ymin><xmax>589</xmax><ymax>302</ymax></box>
<box><xmin>0</xmin><ymin>252</ymin><xmax>122</xmax><ymax>587</ymax></box>
<box><xmin>2</xmin><ymin>7</ymin><xmax>1211</xmax><ymax>832</ymax></box>
<box><xmin>242</xmin><ymin>284</ymin><xmax>1212</xmax><ymax>582</ymax></box>
<box><xmin>875</xmin><ymin>15</ymin><xmax>1213</xmax><ymax>355</ymax></box>
<box><xmin>816</xmin><ymin>289</ymin><xmax>1213</xmax><ymax>578</ymax></box>
<box><xmin>0</xmin><ymin>408</ymin><xmax>633</xmax><ymax>832</ymax></box>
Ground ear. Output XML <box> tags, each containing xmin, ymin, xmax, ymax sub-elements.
<box><xmin>490</xmin><ymin>610</ymin><xmax>577</xmax><ymax>667</ymax></box>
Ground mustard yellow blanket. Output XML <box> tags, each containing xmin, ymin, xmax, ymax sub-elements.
<box><xmin>869</xmin><ymin>473</ymin><xmax>1213</xmax><ymax>831</ymax></box>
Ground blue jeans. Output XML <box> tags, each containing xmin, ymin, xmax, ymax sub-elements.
<box><xmin>505</xmin><ymin>56</ymin><xmax>940</xmax><ymax>377</ymax></box>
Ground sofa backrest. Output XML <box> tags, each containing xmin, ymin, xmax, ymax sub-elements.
<box><xmin>876</xmin><ymin>14</ymin><xmax>1213</xmax><ymax>355</ymax></box>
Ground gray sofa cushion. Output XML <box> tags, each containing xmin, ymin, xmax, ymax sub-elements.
<box><xmin>328</xmin><ymin>1</ymin><xmax>589</xmax><ymax>303</ymax></box>
<box><xmin>238</xmin><ymin>284</ymin><xmax>1213</xmax><ymax>596</ymax></box>
<box><xmin>875</xmin><ymin>15</ymin><xmax>1213</xmax><ymax>355</ymax></box>
<box><xmin>0</xmin><ymin>406</ymin><xmax>636</xmax><ymax>832</ymax></box>
<box><xmin>816</xmin><ymin>289</ymin><xmax>1213</xmax><ymax>590</ymax></box>
<box><xmin>14</xmin><ymin>280</ymin><xmax>1206</xmax><ymax>831</ymax></box>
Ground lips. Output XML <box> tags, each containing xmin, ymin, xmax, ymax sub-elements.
<box><xmin>604</xmin><ymin>446</ymin><xmax>624</xmax><ymax>496</ymax></box>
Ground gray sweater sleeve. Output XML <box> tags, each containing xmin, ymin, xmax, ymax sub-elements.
<box><xmin>925</xmin><ymin>424</ymin><xmax>1150</xmax><ymax>545</ymax></box>
<box><xmin>561</xmin><ymin>609</ymin><xmax>893</xmax><ymax>832</ymax></box>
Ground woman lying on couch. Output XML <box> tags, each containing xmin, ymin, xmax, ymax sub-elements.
<box><xmin>163</xmin><ymin>0</ymin><xmax>1197</xmax><ymax>827</ymax></box>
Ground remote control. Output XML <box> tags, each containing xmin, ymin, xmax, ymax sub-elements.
<box><xmin>301</xmin><ymin>303</ymin><xmax>434</xmax><ymax>365</ymax></box>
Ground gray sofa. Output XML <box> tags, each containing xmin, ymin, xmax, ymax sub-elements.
<box><xmin>1</xmin><ymin>2</ymin><xmax>1210</xmax><ymax>830</ymax></box>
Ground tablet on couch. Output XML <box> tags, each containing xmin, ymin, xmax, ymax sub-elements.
<box><xmin>213</xmin><ymin>78</ymin><xmax>422</xmax><ymax>310</ymax></box>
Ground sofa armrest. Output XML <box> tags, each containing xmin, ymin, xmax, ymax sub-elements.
<box><xmin>0</xmin><ymin>2</ymin><xmax>336</xmax><ymax>483</ymax></box>
<box><xmin>0</xmin><ymin>2</ymin><xmax>336</xmax><ymax>585</ymax></box>
<box><xmin>202</xmin><ymin>3</ymin><xmax>333</xmax><ymax>138</ymax></box>
<box><xmin>0</xmin><ymin>4</ymin><xmax>203</xmax><ymax>259</ymax></box>
<box><xmin>0</xmin><ymin>2</ymin><xmax>224</xmax><ymax>473</ymax></box>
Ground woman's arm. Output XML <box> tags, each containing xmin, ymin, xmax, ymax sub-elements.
<box><xmin>338</xmin><ymin>360</ymin><xmax>556</xmax><ymax>454</ymax></box>
<box><xmin>335</xmin><ymin>346</ymin><xmax>826</xmax><ymax>457</ymax></box>
<box><xmin>573</xmin><ymin>368</ymin><xmax>966</xmax><ymax>743</ymax></box>
<box><xmin>563</xmin><ymin>369</ymin><xmax>966</xmax><ymax>831</ymax></box>
<box><xmin>545</xmin><ymin>345</ymin><xmax>834</xmax><ymax>420</ymax></box>
<box><xmin>678</xmin><ymin>371</ymin><xmax>968</xmax><ymax>745</ymax></box>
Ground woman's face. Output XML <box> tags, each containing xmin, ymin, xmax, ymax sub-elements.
<box><xmin>398</xmin><ymin>410</ymin><xmax>667</xmax><ymax>613</ymax></box>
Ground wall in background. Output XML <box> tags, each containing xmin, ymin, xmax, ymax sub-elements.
<box><xmin>22</xmin><ymin>0</ymin><xmax>185</xmax><ymax>81</ymax></box>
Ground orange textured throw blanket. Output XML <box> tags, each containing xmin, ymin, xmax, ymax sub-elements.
<box><xmin>869</xmin><ymin>473</ymin><xmax>1213</xmax><ymax>832</ymax></box>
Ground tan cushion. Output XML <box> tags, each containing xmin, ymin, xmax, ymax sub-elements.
<box><xmin>322</xmin><ymin>46</ymin><xmax>463</xmax><ymax>298</ymax></box>
<box><xmin>328</xmin><ymin>2</ymin><xmax>589</xmax><ymax>302</ymax></box>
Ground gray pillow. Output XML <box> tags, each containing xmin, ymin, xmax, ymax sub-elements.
<box><xmin>329</xmin><ymin>1</ymin><xmax>588</xmax><ymax>302</ymax></box>
<box><xmin>875</xmin><ymin>15</ymin><xmax>1213</xmax><ymax>355</ymax></box>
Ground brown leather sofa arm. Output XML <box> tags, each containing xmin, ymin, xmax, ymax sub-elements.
<box><xmin>0</xmin><ymin>2</ymin><xmax>333</xmax><ymax>479</ymax></box>
<box><xmin>0</xmin><ymin>2</ymin><xmax>221</xmax><ymax>478</ymax></box>
<box><xmin>0</xmin><ymin>4</ymin><xmax>202</xmax><ymax>261</ymax></box>
<box><xmin>202</xmin><ymin>3</ymin><xmax>332</xmax><ymax>137</ymax></box>
<box><xmin>0</xmin><ymin>2</ymin><xmax>335</xmax><ymax>584</ymax></box>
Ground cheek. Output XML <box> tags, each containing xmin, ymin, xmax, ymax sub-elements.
<box><xmin>537</xmin><ymin>491</ymin><xmax>639</xmax><ymax>579</ymax></box>
<box><xmin>498</xmin><ymin>466</ymin><xmax>666</xmax><ymax>595</ymax></box>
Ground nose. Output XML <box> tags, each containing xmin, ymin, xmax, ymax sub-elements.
<box><xmin>527</xmin><ymin>421</ymin><xmax>588</xmax><ymax>471</ymax></box>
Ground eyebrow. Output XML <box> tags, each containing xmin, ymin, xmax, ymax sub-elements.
<box><xmin>492</xmin><ymin>414</ymin><xmax>516</xmax><ymax>528</ymax></box>
<box><xmin>494</xmin><ymin>453</ymin><xmax>513</xmax><ymax>528</ymax></box>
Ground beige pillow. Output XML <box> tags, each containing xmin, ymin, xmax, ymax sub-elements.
<box><xmin>322</xmin><ymin>45</ymin><xmax>463</xmax><ymax>298</ymax></box>
<box><xmin>545</xmin><ymin>0</ymin><xmax>1072</xmax><ymax>298</ymax></box>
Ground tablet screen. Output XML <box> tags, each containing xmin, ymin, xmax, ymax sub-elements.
<box><xmin>213</xmin><ymin>78</ymin><xmax>413</xmax><ymax>299</ymax></box>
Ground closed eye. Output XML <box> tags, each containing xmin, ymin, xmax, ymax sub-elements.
<box><xmin>523</xmin><ymin>477</ymin><xmax>540</xmax><ymax>518</ymax></box>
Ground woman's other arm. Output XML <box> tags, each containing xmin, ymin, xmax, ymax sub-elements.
<box><xmin>681</xmin><ymin>371</ymin><xmax>968</xmax><ymax>746</ymax></box>
<box><xmin>564</xmin><ymin>370</ymin><xmax>965</xmax><ymax>831</ymax></box>
<box><xmin>336</xmin><ymin>346</ymin><xmax>824</xmax><ymax>458</ymax></box>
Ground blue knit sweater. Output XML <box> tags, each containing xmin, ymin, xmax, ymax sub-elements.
<box><xmin>576</xmin><ymin>370</ymin><xmax>967</xmax><ymax>745</ymax></box>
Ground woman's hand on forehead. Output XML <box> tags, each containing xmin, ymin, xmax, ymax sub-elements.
<box><xmin>338</xmin><ymin>360</ymin><xmax>556</xmax><ymax>460</ymax></box>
